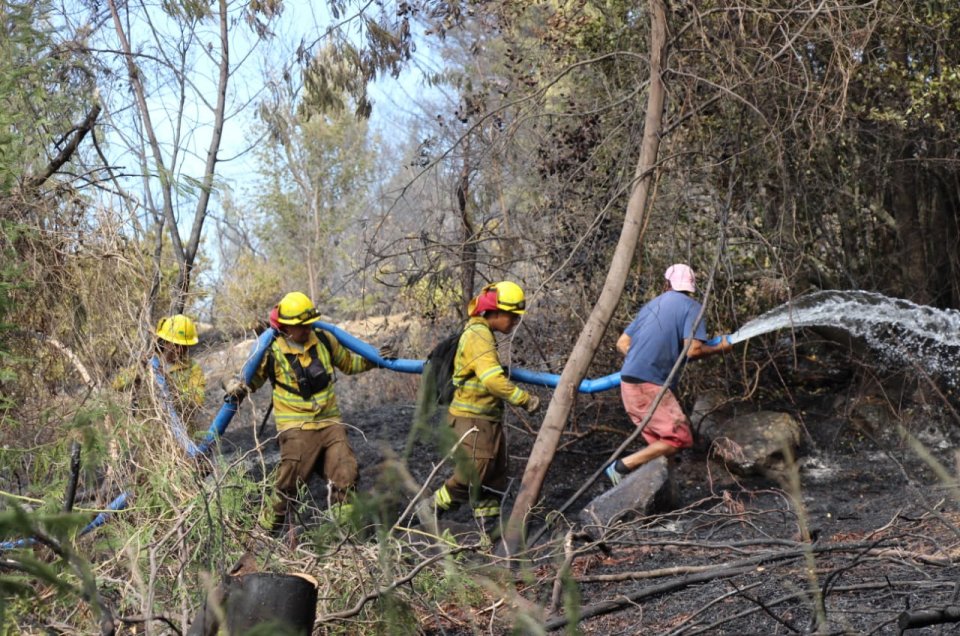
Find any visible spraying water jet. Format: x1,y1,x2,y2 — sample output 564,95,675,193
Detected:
717,290,960,385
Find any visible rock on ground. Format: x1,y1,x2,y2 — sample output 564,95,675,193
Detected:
579,457,675,536
701,410,802,478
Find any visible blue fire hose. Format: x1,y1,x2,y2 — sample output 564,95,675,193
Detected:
705,333,739,347
0,492,130,551
78,492,130,536
1,323,732,550
312,321,624,391
150,356,200,456
198,322,736,456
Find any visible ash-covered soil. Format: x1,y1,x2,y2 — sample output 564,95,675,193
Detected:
200,336,960,635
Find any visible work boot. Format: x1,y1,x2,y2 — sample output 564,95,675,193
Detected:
476,514,502,544
415,498,440,536
605,460,630,487
259,507,287,534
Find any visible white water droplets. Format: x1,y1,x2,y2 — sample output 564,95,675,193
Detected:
730,290,960,386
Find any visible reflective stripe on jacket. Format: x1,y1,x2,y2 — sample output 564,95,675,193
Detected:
448,317,528,421
250,329,372,431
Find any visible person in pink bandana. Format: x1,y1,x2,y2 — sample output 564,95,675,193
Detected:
605,264,733,486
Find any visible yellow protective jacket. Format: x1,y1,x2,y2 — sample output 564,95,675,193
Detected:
448,317,531,421
249,329,372,432
166,359,206,411
113,358,206,426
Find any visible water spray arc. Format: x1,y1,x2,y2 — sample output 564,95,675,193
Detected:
719,290,960,385
6,289,951,552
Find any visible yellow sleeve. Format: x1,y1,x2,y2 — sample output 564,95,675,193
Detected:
184,361,206,407
462,326,528,406
111,366,138,391
325,331,373,375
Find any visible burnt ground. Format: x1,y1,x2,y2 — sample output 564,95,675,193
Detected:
205,339,960,635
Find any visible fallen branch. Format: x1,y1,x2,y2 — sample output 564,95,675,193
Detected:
116,614,182,635
548,530,575,615
23,330,96,389
545,540,885,631
897,606,960,633
574,540,885,584
866,547,954,567
678,583,893,636
544,565,756,631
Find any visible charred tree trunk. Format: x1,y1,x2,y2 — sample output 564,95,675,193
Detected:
187,565,317,636
224,573,317,635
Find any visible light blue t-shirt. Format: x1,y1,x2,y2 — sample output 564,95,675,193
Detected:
620,290,708,388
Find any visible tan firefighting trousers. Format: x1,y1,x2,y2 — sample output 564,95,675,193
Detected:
442,415,508,511
273,424,358,518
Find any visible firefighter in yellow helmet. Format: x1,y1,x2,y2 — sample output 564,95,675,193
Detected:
429,281,541,533
113,314,206,433
224,291,396,534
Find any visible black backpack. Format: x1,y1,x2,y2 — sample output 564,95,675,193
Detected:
427,332,461,407
412,330,463,434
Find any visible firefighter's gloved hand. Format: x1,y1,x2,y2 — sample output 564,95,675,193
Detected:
378,344,398,360
223,378,249,403
524,394,541,414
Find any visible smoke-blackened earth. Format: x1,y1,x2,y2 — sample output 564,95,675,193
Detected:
202,327,960,635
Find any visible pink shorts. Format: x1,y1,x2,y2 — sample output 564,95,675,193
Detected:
620,382,693,449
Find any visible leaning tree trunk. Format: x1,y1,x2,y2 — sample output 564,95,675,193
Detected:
502,0,670,556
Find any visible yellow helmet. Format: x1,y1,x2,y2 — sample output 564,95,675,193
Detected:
469,281,527,316
155,314,199,346
491,281,526,314
276,291,321,325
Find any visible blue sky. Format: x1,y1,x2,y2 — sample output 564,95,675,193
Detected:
86,1,442,258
